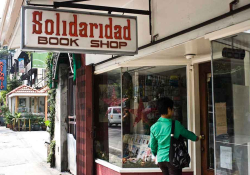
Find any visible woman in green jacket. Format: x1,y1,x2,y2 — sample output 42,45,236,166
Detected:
150,97,200,175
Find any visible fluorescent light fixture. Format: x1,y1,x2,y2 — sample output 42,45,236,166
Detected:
244,30,250,33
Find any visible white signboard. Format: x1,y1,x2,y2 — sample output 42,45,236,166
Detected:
21,6,138,55
220,146,232,170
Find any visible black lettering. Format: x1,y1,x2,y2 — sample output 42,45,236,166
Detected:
49,37,59,45
100,40,109,48
38,36,48,45
60,38,69,46
110,41,118,48
119,42,127,49
70,38,79,46
91,40,99,48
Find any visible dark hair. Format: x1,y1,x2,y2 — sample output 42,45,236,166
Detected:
157,97,174,115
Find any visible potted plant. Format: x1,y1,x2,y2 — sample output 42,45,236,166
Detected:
12,113,21,131
31,115,43,131
44,119,51,132
0,105,10,127
4,112,13,129
41,118,48,131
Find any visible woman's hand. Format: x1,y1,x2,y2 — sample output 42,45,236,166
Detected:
196,135,204,141
196,136,199,141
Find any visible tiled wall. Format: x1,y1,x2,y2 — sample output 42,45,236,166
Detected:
76,55,94,175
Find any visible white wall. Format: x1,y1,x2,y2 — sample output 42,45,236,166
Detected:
86,0,250,66
54,64,68,172
11,97,15,114
54,84,61,170
67,134,76,175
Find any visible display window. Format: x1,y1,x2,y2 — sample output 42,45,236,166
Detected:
212,32,250,174
94,66,189,168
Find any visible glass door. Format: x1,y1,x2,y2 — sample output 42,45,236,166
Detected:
199,62,214,175
212,31,250,175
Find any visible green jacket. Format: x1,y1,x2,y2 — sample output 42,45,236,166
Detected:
150,117,197,162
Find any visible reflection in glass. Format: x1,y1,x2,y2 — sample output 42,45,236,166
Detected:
94,66,189,168
212,32,250,174
121,66,188,168
94,69,122,167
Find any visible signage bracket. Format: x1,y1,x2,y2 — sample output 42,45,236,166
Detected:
27,0,152,35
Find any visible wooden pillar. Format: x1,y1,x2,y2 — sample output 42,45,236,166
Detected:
45,96,48,121
34,97,37,113
15,96,19,113
13,119,15,129
29,119,31,131
24,119,26,130
18,119,20,131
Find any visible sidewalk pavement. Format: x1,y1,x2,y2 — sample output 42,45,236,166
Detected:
0,126,71,175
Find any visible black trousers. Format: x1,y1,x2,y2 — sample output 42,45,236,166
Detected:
158,162,182,175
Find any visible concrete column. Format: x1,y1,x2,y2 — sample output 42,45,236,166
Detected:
54,64,68,172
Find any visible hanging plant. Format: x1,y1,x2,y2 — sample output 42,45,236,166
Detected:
47,140,56,167
46,52,56,167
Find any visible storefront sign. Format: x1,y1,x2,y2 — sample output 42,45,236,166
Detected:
32,52,48,68
21,6,138,55
19,58,25,73
0,60,7,90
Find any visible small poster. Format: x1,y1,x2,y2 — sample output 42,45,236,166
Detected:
131,145,140,155
215,103,227,136
220,146,232,170
143,135,150,145
19,58,25,73
137,145,148,160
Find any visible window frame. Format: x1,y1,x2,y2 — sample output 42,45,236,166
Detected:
94,64,195,172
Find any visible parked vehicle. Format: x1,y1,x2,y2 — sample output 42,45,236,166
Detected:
108,106,121,127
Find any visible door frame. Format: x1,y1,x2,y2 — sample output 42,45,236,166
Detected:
199,62,214,175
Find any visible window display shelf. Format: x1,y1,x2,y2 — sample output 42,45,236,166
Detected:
95,159,193,173
95,159,162,173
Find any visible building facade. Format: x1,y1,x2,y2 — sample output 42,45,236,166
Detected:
1,0,250,175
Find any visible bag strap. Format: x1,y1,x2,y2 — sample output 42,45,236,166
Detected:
171,120,175,137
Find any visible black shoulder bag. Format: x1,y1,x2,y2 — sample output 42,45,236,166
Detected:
169,120,190,169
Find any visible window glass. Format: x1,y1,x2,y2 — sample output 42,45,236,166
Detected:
121,66,188,168
113,108,121,114
108,108,112,114
94,66,188,168
212,32,250,174
94,68,122,167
